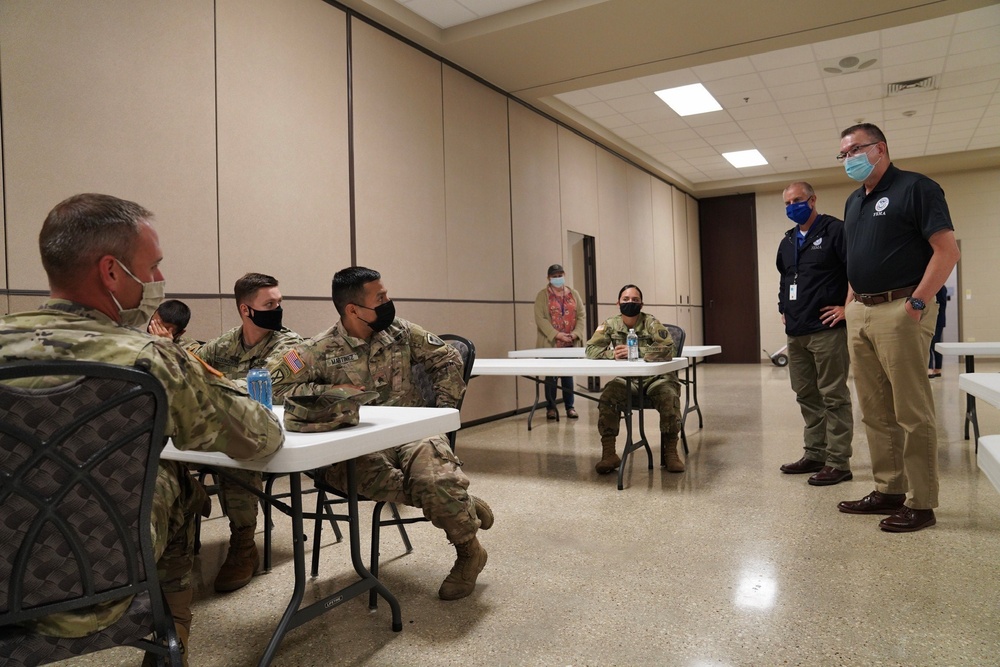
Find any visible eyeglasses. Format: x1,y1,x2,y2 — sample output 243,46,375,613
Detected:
836,142,879,162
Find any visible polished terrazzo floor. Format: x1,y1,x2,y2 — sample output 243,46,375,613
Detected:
57,361,1000,666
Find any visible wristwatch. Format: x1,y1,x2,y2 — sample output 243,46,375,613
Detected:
907,297,926,311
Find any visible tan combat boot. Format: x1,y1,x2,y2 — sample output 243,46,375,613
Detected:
214,525,258,592
595,436,620,474
143,589,192,667
438,536,488,601
471,496,494,530
663,434,685,473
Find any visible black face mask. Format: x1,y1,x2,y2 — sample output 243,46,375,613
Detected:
247,305,283,331
355,300,395,334
619,302,642,318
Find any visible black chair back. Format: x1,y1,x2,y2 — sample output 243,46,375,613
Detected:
410,334,476,450
0,360,179,666
664,324,686,357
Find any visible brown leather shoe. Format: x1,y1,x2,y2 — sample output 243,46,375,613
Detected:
879,507,936,532
780,456,825,474
808,466,853,486
837,490,906,515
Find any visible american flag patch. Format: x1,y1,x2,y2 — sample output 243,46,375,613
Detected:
283,349,305,374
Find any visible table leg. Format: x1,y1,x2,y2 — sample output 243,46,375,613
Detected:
617,378,653,491
259,472,307,666
527,376,540,431
963,356,980,449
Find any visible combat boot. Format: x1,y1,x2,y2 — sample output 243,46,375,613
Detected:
438,536,488,601
595,436,620,474
214,525,258,592
663,433,685,473
143,588,192,667
471,495,494,530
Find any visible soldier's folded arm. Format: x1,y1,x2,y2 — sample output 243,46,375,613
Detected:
585,324,614,359
643,319,676,362
142,341,284,461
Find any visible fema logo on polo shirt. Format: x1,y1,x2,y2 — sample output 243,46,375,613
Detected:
812,237,823,247
875,197,889,211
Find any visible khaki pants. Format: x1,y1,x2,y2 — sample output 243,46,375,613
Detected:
846,298,939,509
787,327,853,469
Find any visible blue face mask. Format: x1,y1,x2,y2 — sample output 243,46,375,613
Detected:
785,200,812,225
549,277,565,288
844,150,877,182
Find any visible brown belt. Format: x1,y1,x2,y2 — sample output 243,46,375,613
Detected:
853,286,917,306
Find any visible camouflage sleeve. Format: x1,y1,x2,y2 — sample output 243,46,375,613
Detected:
407,322,465,408
585,319,615,359
642,316,676,362
139,340,283,461
267,341,327,404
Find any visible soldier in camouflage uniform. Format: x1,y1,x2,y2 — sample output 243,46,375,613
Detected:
267,266,494,601
0,194,283,665
192,273,302,593
585,284,684,474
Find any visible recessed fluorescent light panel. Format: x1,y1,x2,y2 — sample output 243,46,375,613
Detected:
654,83,722,116
723,149,768,168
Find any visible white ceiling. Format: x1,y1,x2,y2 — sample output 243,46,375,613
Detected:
346,0,1000,196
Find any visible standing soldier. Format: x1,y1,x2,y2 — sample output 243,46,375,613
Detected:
268,266,494,601
193,273,302,592
776,181,854,486
585,284,684,474
0,193,283,664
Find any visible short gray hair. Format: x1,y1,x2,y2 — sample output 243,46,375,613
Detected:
783,182,815,199
39,193,153,288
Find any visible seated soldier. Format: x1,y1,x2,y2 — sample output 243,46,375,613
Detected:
585,284,684,474
192,273,302,593
148,298,200,350
0,193,283,665
268,266,494,601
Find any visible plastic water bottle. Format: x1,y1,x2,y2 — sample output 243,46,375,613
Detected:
626,328,639,361
246,368,273,410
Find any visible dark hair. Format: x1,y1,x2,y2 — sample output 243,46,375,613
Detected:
155,299,191,331
332,266,381,316
234,272,279,307
39,193,153,289
840,123,888,149
618,284,643,301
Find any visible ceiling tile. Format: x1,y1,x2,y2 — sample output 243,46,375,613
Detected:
606,93,664,113
727,101,781,120
640,117,693,134
652,128,702,143
703,131,752,146
624,106,676,124
596,113,633,129
613,124,648,139
694,121,743,137
555,90,601,106
684,111,738,127
880,15,954,47
769,79,827,101
704,73,767,96
588,79,651,101
575,100,619,118
949,26,1000,54
664,137,712,151
811,33,881,60
882,91,938,111
935,94,993,114
739,115,790,131
692,57,756,81
831,84,884,105
938,63,1000,87
944,47,1000,72
782,108,834,125
750,45,816,71
822,68,883,94
716,90,774,109
745,125,793,141
954,5,1000,32
402,0,477,28
933,107,985,125
677,147,720,159
635,69,699,92
776,93,832,114
880,59,946,84
759,63,822,88
937,81,999,101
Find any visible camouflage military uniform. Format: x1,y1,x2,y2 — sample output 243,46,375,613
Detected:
585,312,681,439
0,300,283,637
194,326,302,529
268,318,482,545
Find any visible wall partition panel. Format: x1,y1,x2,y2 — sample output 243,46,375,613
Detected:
626,167,655,300
352,19,446,297
672,187,691,304
216,0,350,298
0,1,217,293
651,180,677,307
595,149,630,303
509,102,562,304
557,127,600,241
442,66,513,302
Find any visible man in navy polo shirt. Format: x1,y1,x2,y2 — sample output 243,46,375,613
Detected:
835,123,960,533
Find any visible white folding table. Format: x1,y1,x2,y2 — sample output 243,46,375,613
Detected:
474,358,687,489
162,405,460,667
936,342,1000,444
958,373,1000,494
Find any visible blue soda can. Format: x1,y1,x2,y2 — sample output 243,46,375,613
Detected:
246,368,273,410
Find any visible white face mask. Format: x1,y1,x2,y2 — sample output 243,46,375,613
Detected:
109,259,165,329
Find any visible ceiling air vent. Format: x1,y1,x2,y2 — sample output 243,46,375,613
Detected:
886,76,936,96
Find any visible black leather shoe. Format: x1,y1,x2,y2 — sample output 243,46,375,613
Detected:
879,507,936,532
780,456,825,474
838,490,906,515
808,466,853,486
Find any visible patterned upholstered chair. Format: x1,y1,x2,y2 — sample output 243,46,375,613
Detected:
0,361,181,667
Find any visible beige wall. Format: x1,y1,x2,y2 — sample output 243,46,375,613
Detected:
1,0,712,422
756,168,1000,359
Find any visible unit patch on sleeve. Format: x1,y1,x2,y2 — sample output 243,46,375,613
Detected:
427,333,444,346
